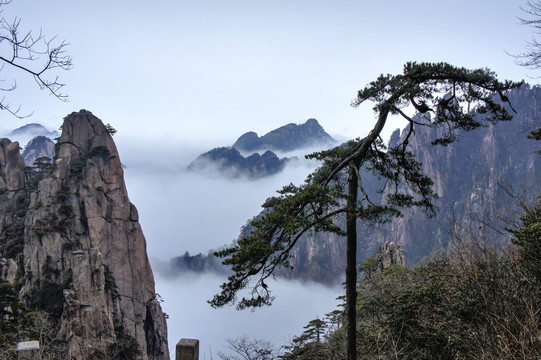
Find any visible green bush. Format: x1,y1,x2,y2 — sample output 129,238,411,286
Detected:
104,265,119,300
0,219,25,259
88,146,111,160
70,159,86,175
283,203,541,360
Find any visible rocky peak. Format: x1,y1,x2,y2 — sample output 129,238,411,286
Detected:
0,110,168,359
388,128,401,149
232,118,335,153
22,135,55,166
188,146,289,179
231,131,260,153
376,241,406,271
0,137,28,279
0,139,26,191
190,118,335,179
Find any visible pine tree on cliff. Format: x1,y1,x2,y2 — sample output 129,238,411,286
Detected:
210,62,522,360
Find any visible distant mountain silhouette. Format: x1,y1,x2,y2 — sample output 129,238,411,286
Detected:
189,118,335,179
7,123,58,141
232,118,335,152
21,135,55,166
188,147,289,179
2,123,59,160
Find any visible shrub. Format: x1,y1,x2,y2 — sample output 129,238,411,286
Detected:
284,210,541,360
105,123,117,136
70,159,86,175
104,265,119,300
1,219,25,259
88,146,111,160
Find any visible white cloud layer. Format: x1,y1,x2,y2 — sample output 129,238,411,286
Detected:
157,272,342,358
123,142,321,257
120,141,343,357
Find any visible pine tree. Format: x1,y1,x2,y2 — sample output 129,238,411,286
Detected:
210,62,522,360
301,318,327,344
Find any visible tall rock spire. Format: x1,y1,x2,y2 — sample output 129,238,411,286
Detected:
14,110,169,359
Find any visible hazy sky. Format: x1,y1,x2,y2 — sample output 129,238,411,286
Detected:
0,0,536,145
1,1,539,357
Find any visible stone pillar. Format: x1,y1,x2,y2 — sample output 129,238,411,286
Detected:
377,241,405,272
17,341,40,360
176,338,199,360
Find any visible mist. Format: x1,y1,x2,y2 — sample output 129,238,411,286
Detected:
120,139,326,257
118,138,343,357
157,273,341,358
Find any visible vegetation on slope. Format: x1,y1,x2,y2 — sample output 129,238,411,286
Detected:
280,196,541,360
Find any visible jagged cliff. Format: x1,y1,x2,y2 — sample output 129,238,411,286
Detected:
0,110,168,359
233,85,541,283
380,85,540,263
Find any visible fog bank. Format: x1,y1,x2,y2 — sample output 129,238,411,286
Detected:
157,272,342,358
117,140,344,357
121,141,320,258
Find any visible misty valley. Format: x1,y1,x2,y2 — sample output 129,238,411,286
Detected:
0,83,538,359
1,0,541,359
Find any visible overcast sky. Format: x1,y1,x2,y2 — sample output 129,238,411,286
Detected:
0,0,536,146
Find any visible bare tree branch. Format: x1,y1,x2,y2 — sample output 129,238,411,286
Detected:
0,2,72,118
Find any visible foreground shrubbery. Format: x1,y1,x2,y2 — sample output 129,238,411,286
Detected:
281,201,541,360
0,281,69,359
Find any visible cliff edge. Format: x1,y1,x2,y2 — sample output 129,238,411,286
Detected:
0,110,169,359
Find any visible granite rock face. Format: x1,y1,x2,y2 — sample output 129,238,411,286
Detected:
0,138,27,285
2,140,26,191
0,110,168,359
377,85,541,264
377,241,406,271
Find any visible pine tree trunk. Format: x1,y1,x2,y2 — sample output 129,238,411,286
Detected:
346,163,358,360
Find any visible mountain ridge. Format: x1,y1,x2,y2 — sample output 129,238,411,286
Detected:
7,123,59,139
232,118,335,153
188,147,290,179
189,118,335,179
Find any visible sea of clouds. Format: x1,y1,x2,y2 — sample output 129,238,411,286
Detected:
119,139,344,357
